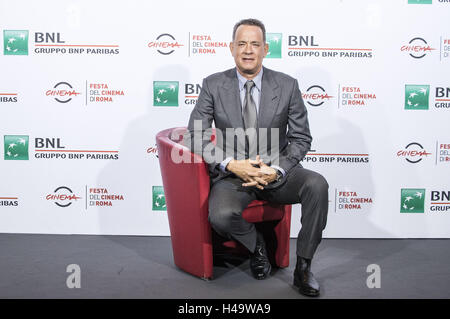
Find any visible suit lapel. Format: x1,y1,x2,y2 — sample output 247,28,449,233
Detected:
218,69,244,128
258,67,281,129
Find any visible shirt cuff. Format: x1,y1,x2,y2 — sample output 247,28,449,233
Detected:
220,157,234,173
270,165,286,177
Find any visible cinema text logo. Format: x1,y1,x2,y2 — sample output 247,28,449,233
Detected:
0,196,19,207
153,81,179,106
401,37,435,59
190,34,227,56
33,32,119,55
4,135,29,160
3,30,28,55
266,33,282,59
301,150,369,164
339,86,377,107
400,188,425,213
87,187,124,208
147,144,158,158
287,35,373,59
397,142,432,163
152,186,166,211
149,34,183,55
87,82,125,104
302,85,333,107
46,186,81,207
335,189,373,212
34,137,119,160
46,82,81,103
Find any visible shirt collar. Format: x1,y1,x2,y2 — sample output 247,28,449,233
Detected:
236,67,263,92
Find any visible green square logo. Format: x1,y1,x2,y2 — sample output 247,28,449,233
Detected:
3,30,28,55
400,188,425,213
266,33,282,59
4,135,29,160
408,0,432,4
152,186,166,211
405,85,429,110
153,81,179,106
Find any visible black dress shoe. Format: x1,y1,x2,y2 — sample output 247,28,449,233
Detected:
293,257,320,297
250,232,271,280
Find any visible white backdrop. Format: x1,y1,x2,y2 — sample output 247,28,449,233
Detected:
0,0,449,238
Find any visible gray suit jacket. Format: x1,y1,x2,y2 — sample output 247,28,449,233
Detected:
184,66,312,186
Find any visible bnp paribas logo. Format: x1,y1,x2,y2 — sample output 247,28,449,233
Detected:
3,30,28,55
405,85,429,110
400,188,425,213
152,186,166,211
153,81,179,106
408,0,432,4
4,135,29,160
266,33,282,59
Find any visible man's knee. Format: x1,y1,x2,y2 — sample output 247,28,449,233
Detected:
208,208,241,233
303,172,329,195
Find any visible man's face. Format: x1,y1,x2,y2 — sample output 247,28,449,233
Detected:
230,25,268,77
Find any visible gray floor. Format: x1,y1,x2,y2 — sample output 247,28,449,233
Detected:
0,234,449,299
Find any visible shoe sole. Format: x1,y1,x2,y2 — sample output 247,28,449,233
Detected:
252,264,271,280
293,276,320,297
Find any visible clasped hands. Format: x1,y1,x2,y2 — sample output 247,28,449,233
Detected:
226,155,278,190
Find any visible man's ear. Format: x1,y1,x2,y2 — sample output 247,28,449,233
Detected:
264,42,269,57
229,42,234,54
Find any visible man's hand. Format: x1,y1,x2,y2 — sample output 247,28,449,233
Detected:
227,155,278,190
226,157,267,190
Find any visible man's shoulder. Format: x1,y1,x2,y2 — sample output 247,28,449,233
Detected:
263,67,297,85
204,68,235,83
201,67,297,87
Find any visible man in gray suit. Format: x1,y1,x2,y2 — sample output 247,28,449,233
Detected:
184,18,328,297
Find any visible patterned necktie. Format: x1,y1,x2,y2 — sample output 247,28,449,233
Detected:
243,80,257,130
243,80,257,158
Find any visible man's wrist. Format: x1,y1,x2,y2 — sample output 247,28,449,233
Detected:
220,157,234,173
225,158,235,172
270,165,286,177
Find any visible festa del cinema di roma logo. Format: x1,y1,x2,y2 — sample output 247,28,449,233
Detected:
401,37,435,59
46,82,81,103
46,186,82,208
148,33,183,55
302,85,333,107
153,81,179,106
397,142,432,163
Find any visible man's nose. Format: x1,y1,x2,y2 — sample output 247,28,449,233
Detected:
243,44,253,54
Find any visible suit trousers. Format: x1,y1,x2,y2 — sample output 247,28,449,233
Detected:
208,166,329,259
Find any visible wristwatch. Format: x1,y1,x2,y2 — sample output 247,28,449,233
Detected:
275,169,283,182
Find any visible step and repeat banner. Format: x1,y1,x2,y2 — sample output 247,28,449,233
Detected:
0,0,449,238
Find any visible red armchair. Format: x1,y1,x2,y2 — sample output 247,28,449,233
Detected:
156,127,292,280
